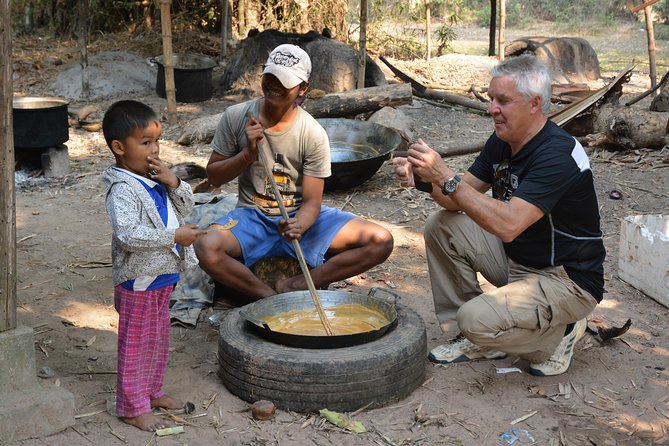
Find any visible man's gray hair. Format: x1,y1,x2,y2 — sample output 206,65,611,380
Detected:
491,55,552,114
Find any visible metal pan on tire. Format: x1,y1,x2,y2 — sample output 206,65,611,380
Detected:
239,287,399,349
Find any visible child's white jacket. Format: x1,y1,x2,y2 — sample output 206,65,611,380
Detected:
101,166,197,286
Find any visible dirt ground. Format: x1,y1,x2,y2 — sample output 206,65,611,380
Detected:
6,24,669,446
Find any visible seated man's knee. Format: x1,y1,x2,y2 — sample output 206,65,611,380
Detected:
372,226,394,259
194,236,219,269
456,298,497,341
424,210,459,244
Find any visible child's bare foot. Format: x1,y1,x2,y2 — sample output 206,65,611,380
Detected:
121,413,168,432
151,395,184,411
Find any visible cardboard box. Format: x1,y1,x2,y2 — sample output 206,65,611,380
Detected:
618,214,669,307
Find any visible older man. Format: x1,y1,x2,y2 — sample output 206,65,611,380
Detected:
393,55,605,376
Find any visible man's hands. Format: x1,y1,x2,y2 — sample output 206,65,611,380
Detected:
393,138,457,191
407,138,455,186
243,115,264,163
278,217,304,241
175,224,208,246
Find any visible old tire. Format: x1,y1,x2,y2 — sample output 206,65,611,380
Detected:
217,303,427,412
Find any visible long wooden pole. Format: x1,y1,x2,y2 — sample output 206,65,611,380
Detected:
488,0,497,56
425,0,431,61
1,0,17,332
644,5,657,95
158,0,177,125
78,0,89,98
246,115,334,336
357,0,367,89
498,0,505,61
220,0,229,60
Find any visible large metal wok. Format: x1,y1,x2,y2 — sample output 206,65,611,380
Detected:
318,118,401,191
239,287,400,349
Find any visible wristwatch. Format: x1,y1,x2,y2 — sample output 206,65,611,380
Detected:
441,175,461,196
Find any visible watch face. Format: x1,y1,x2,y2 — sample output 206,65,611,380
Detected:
442,176,460,195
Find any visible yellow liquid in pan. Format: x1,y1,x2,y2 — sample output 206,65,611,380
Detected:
262,303,390,336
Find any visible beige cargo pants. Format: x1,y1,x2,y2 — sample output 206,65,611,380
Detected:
424,210,598,362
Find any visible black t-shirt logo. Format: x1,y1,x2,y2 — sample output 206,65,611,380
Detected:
492,159,517,202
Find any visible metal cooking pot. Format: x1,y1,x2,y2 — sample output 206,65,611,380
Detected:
153,54,217,103
318,118,401,191
239,287,400,349
12,97,69,149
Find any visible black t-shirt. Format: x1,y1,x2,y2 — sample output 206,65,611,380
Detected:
469,121,605,301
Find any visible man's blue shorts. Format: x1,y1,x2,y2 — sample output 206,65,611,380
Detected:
211,205,357,268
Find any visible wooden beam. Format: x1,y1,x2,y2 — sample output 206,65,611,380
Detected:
1,0,17,332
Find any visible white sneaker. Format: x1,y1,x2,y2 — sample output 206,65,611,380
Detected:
529,318,588,376
428,335,507,364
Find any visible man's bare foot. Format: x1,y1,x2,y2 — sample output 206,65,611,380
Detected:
121,413,168,432
151,395,184,411
275,276,305,294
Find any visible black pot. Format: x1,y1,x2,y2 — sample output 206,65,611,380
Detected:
12,97,69,149
153,54,217,103
317,118,401,191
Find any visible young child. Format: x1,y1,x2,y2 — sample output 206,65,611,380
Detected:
101,100,206,431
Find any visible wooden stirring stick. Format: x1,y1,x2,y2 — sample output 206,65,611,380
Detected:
247,114,335,336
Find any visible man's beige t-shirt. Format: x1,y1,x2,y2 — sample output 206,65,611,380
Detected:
211,98,331,215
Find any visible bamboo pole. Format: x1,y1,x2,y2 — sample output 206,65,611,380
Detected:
488,0,496,56
1,0,17,332
425,0,431,61
220,0,229,60
79,0,89,98
498,0,505,61
357,0,367,89
158,0,177,125
643,5,657,95
245,114,334,336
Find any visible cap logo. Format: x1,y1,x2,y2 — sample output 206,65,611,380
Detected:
269,51,301,68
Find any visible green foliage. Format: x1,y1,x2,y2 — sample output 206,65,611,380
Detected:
655,23,669,41
10,0,347,40
435,14,458,56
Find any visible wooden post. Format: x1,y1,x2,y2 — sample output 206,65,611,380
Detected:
498,0,505,61
238,0,246,38
644,5,657,95
357,0,367,89
425,0,431,61
1,0,17,332
158,0,177,124
488,0,496,56
78,0,89,98
220,0,229,60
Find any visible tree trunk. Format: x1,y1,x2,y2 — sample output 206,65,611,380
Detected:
1,0,17,332
176,83,413,146
417,88,489,112
305,82,412,118
586,104,669,150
